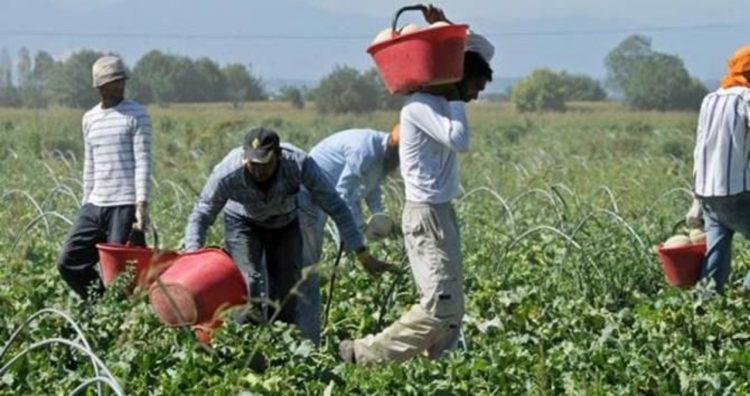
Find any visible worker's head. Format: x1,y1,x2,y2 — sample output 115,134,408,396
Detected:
243,127,282,183
455,50,493,102
722,46,750,89
92,56,128,102
383,124,400,174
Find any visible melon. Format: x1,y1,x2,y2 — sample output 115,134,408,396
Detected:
689,229,706,244
399,23,421,35
372,28,396,44
663,234,691,248
365,213,394,241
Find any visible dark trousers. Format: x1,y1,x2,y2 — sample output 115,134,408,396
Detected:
224,213,302,325
57,203,145,300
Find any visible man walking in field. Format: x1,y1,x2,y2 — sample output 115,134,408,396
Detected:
57,55,152,301
296,126,401,345
687,45,750,293
184,128,397,331
339,6,495,364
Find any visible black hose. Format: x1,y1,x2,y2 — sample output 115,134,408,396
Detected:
322,241,345,330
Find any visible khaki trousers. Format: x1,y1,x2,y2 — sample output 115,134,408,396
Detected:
354,201,463,365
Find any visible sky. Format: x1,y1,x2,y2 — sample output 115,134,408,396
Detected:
1,0,749,90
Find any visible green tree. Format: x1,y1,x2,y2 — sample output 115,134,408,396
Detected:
559,71,606,101
222,63,268,105
511,68,567,112
364,68,404,111
31,51,56,84
48,49,104,108
605,35,706,110
278,86,305,109
130,51,205,104
193,57,227,102
17,47,32,87
314,66,379,114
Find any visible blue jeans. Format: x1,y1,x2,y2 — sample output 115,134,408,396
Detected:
700,192,750,292
296,189,328,345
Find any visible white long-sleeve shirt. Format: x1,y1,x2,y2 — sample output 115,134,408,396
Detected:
399,92,469,204
693,86,750,197
82,99,152,206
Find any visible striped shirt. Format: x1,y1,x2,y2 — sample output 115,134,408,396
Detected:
184,145,365,252
400,92,469,204
693,86,750,197
82,99,152,206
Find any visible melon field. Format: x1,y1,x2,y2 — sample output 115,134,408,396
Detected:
2,102,750,395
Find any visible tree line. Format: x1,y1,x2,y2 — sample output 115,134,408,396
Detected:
0,35,711,113
0,48,267,108
511,34,709,112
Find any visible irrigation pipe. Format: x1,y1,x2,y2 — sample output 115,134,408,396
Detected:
458,186,516,233
69,376,124,396
1,189,50,237
0,338,124,396
7,211,73,264
571,209,648,253
0,308,103,395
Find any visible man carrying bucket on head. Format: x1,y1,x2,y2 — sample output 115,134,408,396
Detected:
296,126,401,345
687,45,750,293
184,128,398,331
339,5,494,365
57,55,152,301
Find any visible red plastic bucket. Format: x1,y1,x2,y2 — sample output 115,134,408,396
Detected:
96,237,179,289
656,243,707,288
149,248,247,327
367,6,468,94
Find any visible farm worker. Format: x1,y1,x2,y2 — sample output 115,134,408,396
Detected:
296,127,401,345
687,45,750,293
57,55,152,301
184,128,398,331
339,5,495,364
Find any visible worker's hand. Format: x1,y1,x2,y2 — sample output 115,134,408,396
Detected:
134,201,151,232
422,4,448,24
685,198,704,229
357,250,400,277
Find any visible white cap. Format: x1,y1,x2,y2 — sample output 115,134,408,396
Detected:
91,56,128,88
466,32,494,64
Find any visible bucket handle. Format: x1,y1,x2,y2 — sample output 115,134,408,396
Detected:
126,223,159,249
391,4,427,32
391,4,455,31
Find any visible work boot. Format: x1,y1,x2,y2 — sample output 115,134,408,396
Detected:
338,340,356,363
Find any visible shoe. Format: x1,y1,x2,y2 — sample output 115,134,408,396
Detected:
338,340,356,363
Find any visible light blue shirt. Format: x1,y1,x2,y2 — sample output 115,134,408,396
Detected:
309,129,389,228
399,93,469,204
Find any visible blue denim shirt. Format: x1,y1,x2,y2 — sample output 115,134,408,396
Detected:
184,145,365,252
309,129,389,228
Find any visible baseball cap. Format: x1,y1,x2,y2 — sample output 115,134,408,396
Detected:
92,56,128,88
243,128,281,164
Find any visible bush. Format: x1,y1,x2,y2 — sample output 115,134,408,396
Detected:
512,68,567,112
